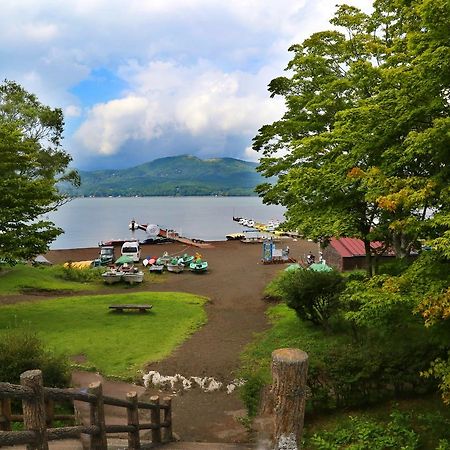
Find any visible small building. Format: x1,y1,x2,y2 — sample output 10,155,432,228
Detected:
323,238,394,272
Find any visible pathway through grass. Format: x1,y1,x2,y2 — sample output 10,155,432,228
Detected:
0,292,207,378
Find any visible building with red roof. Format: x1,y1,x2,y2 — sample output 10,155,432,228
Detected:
323,237,394,271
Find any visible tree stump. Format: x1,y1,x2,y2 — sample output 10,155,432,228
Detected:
268,348,309,450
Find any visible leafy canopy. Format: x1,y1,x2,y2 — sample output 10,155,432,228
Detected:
253,0,450,264
0,80,79,262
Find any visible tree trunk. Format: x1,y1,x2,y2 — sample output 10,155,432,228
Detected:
363,239,374,277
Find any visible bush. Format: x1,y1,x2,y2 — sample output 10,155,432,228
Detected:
277,269,345,326
305,409,450,449
58,266,103,283
0,329,70,387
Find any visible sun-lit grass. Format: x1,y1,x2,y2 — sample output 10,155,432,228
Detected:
0,292,207,378
0,264,101,294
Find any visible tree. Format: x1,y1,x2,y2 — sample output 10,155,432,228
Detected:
253,0,450,275
0,80,79,262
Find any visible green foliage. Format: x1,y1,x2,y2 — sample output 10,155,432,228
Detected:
276,269,345,326
0,80,79,263
306,409,450,450
0,329,70,387
0,292,207,378
60,155,266,197
59,266,103,282
253,0,450,271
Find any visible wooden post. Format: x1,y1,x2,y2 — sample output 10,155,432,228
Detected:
270,348,308,450
161,397,172,442
20,369,49,450
0,398,12,431
88,381,107,450
150,396,161,444
126,391,140,449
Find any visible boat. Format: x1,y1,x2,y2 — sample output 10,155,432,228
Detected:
225,233,245,241
121,267,145,284
189,258,208,273
167,257,184,273
157,251,172,266
101,267,124,284
149,263,164,273
180,253,195,265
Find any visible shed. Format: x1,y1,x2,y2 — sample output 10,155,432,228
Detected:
323,238,394,271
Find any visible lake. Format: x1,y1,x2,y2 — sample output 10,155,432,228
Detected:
46,197,286,249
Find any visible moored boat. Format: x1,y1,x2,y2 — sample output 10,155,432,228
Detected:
102,268,124,284
189,258,208,273
122,268,144,284
167,257,184,273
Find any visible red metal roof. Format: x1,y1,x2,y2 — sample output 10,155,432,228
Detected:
330,237,385,257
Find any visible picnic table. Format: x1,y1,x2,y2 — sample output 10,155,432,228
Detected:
108,304,153,313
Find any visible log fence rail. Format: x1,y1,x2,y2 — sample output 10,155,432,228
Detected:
0,369,172,449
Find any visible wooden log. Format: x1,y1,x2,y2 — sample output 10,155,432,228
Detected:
47,425,98,440
20,370,49,450
88,381,107,450
161,397,172,442
0,430,37,446
127,391,141,449
270,348,308,450
0,399,12,431
149,396,161,444
0,383,34,399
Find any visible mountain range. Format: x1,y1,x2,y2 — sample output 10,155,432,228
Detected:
62,155,267,197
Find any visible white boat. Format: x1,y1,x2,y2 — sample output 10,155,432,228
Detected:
102,268,124,284
149,263,164,273
122,269,144,284
167,257,184,273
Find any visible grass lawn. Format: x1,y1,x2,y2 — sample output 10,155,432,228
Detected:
0,292,207,378
0,264,166,295
0,264,101,294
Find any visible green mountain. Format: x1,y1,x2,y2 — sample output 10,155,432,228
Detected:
62,155,266,197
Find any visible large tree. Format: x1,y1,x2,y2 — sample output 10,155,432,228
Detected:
253,0,450,274
0,81,79,262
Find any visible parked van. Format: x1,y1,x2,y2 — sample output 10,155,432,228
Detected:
121,241,141,262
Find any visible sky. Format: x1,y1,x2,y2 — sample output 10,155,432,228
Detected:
1,0,372,170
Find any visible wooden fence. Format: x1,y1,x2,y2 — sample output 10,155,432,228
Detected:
0,369,172,449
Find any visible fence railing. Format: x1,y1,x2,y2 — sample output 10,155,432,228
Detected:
0,369,172,449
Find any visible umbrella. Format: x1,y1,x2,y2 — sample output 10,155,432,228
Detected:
115,255,134,265
309,262,333,272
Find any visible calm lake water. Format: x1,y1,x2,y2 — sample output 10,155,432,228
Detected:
46,197,286,249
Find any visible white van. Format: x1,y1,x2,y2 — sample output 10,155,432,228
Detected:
121,241,141,262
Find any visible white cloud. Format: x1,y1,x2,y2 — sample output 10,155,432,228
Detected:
75,61,285,156
0,0,374,165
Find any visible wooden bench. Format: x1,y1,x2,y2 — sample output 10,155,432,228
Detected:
109,304,153,313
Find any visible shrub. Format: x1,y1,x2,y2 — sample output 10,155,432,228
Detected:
305,409,450,449
0,329,70,387
277,269,345,326
58,266,103,283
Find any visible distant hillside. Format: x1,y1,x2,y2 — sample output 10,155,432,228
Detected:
61,155,267,197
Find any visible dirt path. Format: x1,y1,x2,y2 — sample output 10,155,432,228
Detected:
8,239,318,443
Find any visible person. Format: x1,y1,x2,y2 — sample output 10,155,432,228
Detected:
286,245,290,255
306,252,315,265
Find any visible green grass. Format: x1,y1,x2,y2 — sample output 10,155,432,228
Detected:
0,264,101,294
0,264,166,295
0,292,207,378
